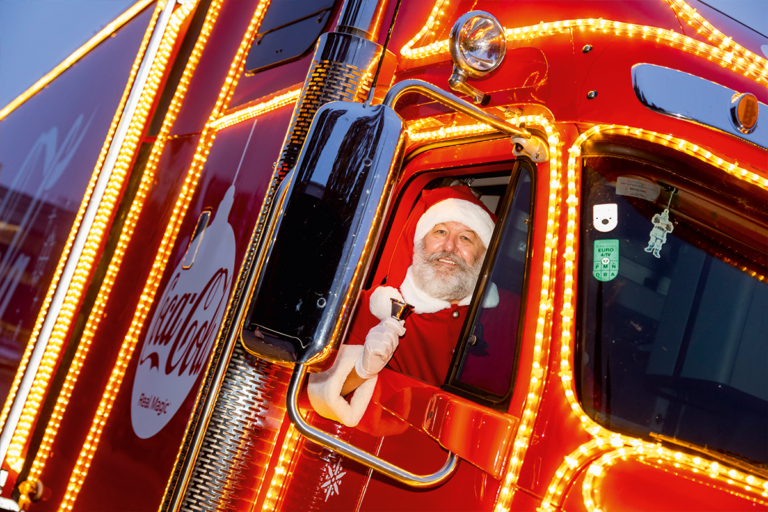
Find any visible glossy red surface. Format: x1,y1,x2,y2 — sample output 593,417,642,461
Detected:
423,392,516,479
565,459,766,511
28,133,203,511
10,0,768,510
0,5,154,424
280,370,503,512
170,0,264,136
74,106,295,511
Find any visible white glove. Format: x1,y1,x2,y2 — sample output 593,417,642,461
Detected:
354,317,406,379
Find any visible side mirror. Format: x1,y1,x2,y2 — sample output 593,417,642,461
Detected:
240,101,405,365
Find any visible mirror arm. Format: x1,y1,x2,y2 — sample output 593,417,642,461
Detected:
287,364,459,488
382,79,531,139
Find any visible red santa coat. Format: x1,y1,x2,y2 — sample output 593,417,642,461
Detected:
307,185,515,426
346,288,468,386
347,283,520,389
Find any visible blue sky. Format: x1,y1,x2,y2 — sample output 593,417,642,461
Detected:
1,0,767,110
0,0,134,108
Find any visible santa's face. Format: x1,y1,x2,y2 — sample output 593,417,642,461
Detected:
423,222,485,267
412,222,486,302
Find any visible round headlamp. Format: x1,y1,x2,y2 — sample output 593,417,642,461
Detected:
449,11,506,78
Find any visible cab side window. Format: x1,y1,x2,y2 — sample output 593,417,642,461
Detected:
446,161,534,406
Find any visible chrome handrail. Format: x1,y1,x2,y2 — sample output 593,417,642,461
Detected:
287,364,459,488
382,79,531,139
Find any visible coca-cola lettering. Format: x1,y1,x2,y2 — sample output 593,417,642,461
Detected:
165,268,227,376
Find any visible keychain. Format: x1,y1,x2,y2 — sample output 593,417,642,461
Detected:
645,189,676,258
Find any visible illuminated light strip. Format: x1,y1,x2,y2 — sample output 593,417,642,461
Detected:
58,1,274,509
581,448,768,512
210,88,301,131
400,17,767,85
0,0,165,460
665,0,768,78
2,1,194,476
399,0,451,58
538,123,768,511
0,0,156,122
24,0,214,487
261,424,301,511
415,116,564,511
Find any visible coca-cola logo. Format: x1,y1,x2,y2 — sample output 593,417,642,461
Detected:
132,187,236,438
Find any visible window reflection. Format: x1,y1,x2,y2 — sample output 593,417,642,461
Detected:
451,165,533,400
577,158,768,466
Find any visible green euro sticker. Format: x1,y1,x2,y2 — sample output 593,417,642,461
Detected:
593,239,619,282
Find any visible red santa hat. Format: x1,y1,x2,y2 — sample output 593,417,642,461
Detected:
384,185,497,290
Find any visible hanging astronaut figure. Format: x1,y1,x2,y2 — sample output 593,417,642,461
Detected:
645,208,674,258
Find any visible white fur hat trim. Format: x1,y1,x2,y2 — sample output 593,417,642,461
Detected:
414,198,495,248
307,344,376,427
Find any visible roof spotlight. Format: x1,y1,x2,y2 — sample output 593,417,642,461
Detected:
448,11,506,105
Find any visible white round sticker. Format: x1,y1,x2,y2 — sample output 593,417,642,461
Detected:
131,187,236,439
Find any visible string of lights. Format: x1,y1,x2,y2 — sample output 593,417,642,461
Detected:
22,0,202,490
260,424,302,511
210,88,301,131
4,1,194,479
0,0,156,122
58,1,275,509
399,1,767,85
0,0,165,469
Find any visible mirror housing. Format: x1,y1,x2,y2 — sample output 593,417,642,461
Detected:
241,101,405,365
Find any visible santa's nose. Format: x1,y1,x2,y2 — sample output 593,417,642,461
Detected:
442,235,458,253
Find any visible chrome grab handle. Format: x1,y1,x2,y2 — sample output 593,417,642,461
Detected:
287,364,459,488
383,79,531,139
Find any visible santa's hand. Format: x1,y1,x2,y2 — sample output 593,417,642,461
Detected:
354,318,406,379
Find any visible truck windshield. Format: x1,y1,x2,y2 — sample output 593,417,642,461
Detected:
576,155,768,467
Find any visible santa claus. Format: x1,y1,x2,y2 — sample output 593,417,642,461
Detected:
308,185,501,427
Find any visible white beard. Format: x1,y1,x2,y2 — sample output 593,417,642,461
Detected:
411,239,485,302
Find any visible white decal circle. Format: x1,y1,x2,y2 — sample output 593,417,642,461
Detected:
131,187,236,438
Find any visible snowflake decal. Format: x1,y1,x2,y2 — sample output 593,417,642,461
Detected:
320,459,346,501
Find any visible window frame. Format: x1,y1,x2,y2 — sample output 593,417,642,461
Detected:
362,155,537,410
443,158,537,409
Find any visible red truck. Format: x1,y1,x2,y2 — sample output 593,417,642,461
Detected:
0,0,765,510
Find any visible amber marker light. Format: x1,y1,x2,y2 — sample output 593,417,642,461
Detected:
60,1,274,509
537,124,768,512
0,0,156,122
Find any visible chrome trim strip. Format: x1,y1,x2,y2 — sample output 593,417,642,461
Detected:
287,364,459,488
632,63,767,150
383,79,530,138
0,0,179,466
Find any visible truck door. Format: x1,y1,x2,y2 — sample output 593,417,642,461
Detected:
271,140,543,511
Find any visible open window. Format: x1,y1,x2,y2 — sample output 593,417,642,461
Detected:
353,158,535,410
575,139,768,468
